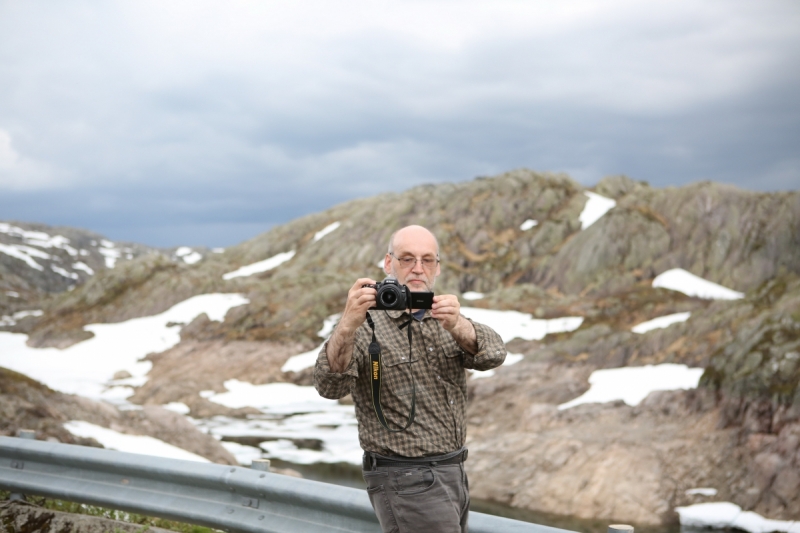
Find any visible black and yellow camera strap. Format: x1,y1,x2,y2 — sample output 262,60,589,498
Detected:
366,311,416,432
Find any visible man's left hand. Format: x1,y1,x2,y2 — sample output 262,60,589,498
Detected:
431,294,462,331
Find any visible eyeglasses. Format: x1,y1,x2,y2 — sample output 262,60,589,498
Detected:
390,252,439,269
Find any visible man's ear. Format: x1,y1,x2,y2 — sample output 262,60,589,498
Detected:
383,254,392,275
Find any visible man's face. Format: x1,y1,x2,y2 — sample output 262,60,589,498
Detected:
384,228,441,292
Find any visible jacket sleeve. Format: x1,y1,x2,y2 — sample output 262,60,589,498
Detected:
313,332,362,400
461,318,507,371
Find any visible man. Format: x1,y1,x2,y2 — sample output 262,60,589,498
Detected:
314,225,506,533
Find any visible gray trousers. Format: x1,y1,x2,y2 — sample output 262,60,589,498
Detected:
362,462,470,533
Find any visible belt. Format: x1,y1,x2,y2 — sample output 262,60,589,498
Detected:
363,448,468,470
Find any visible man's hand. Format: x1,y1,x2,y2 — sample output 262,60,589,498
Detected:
431,294,478,354
326,278,376,373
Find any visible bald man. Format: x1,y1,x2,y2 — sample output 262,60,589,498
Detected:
314,225,507,533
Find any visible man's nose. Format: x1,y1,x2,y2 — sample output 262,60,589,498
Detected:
411,259,425,273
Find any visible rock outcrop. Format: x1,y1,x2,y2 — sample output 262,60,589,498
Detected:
2,170,798,527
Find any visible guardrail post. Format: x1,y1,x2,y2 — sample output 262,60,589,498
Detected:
250,459,271,472
608,524,634,533
8,429,36,502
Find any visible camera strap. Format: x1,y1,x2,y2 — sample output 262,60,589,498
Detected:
366,311,417,432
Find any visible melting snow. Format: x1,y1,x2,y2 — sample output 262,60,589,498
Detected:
6,291,19,297
223,251,296,280
63,421,209,462
51,264,79,280
0,223,77,256
579,192,616,229
653,268,744,300
72,262,95,275
520,219,538,231
0,293,249,403
98,242,121,268
200,409,361,466
209,380,342,414
462,292,484,300
220,441,263,465
163,402,191,415
313,221,341,242
0,243,47,270
558,364,705,410
0,310,43,327
676,502,800,533
631,312,691,334
686,488,718,496
460,307,583,342
175,247,202,265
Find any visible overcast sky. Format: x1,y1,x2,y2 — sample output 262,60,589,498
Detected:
1,1,798,247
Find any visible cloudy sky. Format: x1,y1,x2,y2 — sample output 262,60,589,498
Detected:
1,1,798,247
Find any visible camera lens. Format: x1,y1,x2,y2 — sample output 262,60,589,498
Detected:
380,290,398,306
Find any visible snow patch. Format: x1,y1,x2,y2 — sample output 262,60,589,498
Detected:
0,243,46,270
520,219,538,231
98,244,121,268
579,192,616,229
653,268,744,300
0,223,77,255
223,251,296,280
313,221,341,242
72,261,95,275
686,488,718,496
220,441,264,465
209,380,340,414
460,307,583,342
632,312,691,334
281,314,340,373
201,408,361,466
64,421,208,462
0,309,43,327
281,345,323,373
676,502,800,533
558,364,704,410
176,247,202,264
51,264,79,280
462,291,484,300
0,293,248,402
163,402,191,415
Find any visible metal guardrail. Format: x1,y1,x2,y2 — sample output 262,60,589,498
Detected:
0,436,577,533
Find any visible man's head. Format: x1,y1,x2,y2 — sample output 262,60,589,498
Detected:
384,225,441,292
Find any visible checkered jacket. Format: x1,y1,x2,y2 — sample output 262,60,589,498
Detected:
314,309,506,457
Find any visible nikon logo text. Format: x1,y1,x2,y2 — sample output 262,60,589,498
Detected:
373,361,379,380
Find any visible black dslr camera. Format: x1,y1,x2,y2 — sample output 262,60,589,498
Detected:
365,278,434,310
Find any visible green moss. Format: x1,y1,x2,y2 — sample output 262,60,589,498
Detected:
0,491,215,533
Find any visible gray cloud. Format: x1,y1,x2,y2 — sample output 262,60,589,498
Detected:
0,0,798,247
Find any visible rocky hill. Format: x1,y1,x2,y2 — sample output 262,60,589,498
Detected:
1,170,798,528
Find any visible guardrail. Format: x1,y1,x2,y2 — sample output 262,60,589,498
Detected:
0,435,578,533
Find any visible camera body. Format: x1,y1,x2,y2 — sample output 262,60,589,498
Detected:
366,278,434,310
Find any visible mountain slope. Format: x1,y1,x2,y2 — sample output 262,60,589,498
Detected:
2,169,799,527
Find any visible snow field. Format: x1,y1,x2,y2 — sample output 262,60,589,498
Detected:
64,421,209,463
0,293,249,402
558,364,705,410
580,192,616,229
653,268,744,300
222,250,296,280
676,502,800,533
631,312,691,333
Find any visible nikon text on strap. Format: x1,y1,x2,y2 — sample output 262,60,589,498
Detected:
366,311,416,432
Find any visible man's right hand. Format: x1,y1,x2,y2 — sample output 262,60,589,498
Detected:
326,278,377,373
339,278,377,331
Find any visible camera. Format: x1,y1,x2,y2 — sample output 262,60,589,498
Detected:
365,278,434,310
